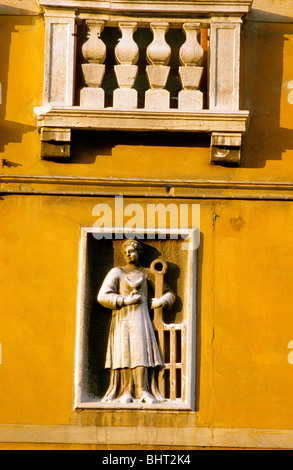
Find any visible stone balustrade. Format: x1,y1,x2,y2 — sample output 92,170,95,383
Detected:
35,0,253,164
80,20,205,112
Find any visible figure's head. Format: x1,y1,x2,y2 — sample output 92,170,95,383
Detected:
122,239,143,266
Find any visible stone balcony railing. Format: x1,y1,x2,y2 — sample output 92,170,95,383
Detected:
80,21,205,112
35,0,253,165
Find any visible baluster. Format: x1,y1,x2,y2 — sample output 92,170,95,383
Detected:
178,23,204,110
80,20,106,108
113,22,139,109
145,22,171,110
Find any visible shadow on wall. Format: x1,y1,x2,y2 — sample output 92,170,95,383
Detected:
0,10,38,157
70,130,210,165
241,10,293,168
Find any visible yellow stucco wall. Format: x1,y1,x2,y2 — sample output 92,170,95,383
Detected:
1,0,293,449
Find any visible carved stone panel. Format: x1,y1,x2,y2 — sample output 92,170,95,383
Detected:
74,228,197,410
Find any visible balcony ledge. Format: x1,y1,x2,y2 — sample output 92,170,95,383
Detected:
35,106,250,134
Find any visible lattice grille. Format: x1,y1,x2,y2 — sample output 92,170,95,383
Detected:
155,323,187,401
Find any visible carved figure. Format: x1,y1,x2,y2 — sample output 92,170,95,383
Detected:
97,239,175,404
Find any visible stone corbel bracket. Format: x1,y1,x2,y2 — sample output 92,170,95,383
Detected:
40,127,71,160
210,132,242,166
35,0,253,164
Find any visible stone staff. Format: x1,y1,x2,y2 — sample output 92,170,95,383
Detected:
150,258,168,392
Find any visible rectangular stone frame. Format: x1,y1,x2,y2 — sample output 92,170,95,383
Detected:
74,227,197,411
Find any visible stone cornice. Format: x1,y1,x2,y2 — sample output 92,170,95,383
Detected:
2,174,293,201
38,0,253,15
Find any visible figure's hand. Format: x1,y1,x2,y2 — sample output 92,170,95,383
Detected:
124,292,142,306
151,297,165,309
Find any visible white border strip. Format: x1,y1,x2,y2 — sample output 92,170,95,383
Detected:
0,425,292,449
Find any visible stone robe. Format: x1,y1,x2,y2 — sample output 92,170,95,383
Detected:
98,266,175,370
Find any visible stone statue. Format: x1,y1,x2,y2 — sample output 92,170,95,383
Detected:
97,239,175,404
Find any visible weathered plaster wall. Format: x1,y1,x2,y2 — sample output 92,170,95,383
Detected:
1,0,293,449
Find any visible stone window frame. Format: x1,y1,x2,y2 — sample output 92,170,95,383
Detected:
74,227,197,410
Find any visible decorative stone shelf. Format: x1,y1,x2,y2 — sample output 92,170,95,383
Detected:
36,107,249,133
35,0,253,165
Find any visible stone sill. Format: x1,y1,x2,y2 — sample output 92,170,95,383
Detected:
35,107,250,134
